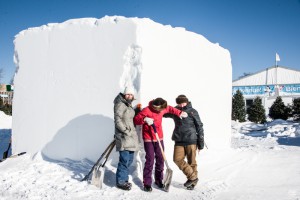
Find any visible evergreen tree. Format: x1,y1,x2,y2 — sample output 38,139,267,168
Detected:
1,103,12,116
232,90,246,122
247,97,266,124
269,96,289,120
292,98,300,121
0,97,12,116
0,96,3,108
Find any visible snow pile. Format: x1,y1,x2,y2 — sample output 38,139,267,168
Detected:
13,16,232,161
0,111,12,159
0,111,12,129
232,120,300,150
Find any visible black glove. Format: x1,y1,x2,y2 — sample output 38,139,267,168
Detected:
197,136,204,150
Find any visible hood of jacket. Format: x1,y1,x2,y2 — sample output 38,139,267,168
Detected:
114,93,132,107
148,99,167,113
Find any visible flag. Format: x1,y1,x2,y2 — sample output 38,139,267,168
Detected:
276,53,280,62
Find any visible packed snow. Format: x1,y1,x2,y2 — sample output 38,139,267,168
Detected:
0,111,12,157
0,111,12,129
1,111,300,199
12,16,231,161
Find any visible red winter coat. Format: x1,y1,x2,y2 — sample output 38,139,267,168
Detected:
134,100,182,142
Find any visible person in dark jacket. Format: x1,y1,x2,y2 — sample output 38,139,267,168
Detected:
114,86,139,190
164,95,204,190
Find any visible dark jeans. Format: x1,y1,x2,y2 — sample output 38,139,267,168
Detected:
116,150,134,184
143,141,164,186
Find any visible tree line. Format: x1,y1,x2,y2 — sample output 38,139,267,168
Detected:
0,97,12,116
232,90,300,123
0,69,13,116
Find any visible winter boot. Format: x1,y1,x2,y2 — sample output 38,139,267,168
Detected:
186,184,195,190
125,181,132,187
117,182,132,190
184,178,198,188
154,180,164,189
144,185,152,192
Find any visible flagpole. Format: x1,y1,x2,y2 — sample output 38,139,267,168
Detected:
275,53,280,96
275,53,280,67
275,53,277,85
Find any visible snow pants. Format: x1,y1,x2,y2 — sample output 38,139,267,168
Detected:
143,141,164,186
173,144,198,180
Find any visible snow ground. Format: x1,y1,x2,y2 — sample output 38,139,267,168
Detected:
0,111,12,157
1,113,300,200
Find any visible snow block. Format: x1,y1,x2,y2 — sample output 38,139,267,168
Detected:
13,16,232,161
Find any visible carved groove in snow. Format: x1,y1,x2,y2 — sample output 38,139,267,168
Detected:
120,44,143,93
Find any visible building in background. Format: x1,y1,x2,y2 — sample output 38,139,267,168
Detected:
0,84,14,105
232,66,300,115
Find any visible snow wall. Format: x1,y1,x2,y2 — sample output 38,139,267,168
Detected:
12,16,232,161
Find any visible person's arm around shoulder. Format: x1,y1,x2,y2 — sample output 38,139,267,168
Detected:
165,105,187,118
163,112,175,118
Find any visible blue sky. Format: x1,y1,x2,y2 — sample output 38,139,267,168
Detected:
0,0,299,84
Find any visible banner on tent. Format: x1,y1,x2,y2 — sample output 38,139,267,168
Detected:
280,84,300,95
233,84,300,97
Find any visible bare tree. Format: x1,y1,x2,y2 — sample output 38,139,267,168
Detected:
0,68,3,83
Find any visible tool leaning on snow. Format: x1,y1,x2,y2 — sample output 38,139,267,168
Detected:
151,124,173,192
0,152,27,162
2,140,11,160
1,139,27,163
81,139,116,188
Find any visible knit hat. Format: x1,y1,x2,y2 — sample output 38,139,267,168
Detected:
152,97,167,111
123,86,135,96
176,95,189,104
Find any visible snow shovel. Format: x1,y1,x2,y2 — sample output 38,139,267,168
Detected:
81,139,116,188
0,152,26,162
2,140,11,159
91,140,115,188
151,124,173,192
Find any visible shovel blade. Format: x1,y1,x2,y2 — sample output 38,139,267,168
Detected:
91,166,105,189
162,168,173,192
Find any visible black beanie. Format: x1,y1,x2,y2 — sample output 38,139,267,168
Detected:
176,95,189,104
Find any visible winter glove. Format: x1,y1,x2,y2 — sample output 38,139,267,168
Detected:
144,117,154,125
180,111,188,119
197,135,204,150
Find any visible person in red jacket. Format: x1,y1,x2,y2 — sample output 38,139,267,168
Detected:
134,97,187,192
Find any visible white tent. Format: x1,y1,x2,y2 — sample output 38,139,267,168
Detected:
233,65,300,114
233,66,300,86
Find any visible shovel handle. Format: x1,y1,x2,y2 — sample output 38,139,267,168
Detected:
151,125,164,156
151,124,170,169
81,139,115,181
101,141,116,167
